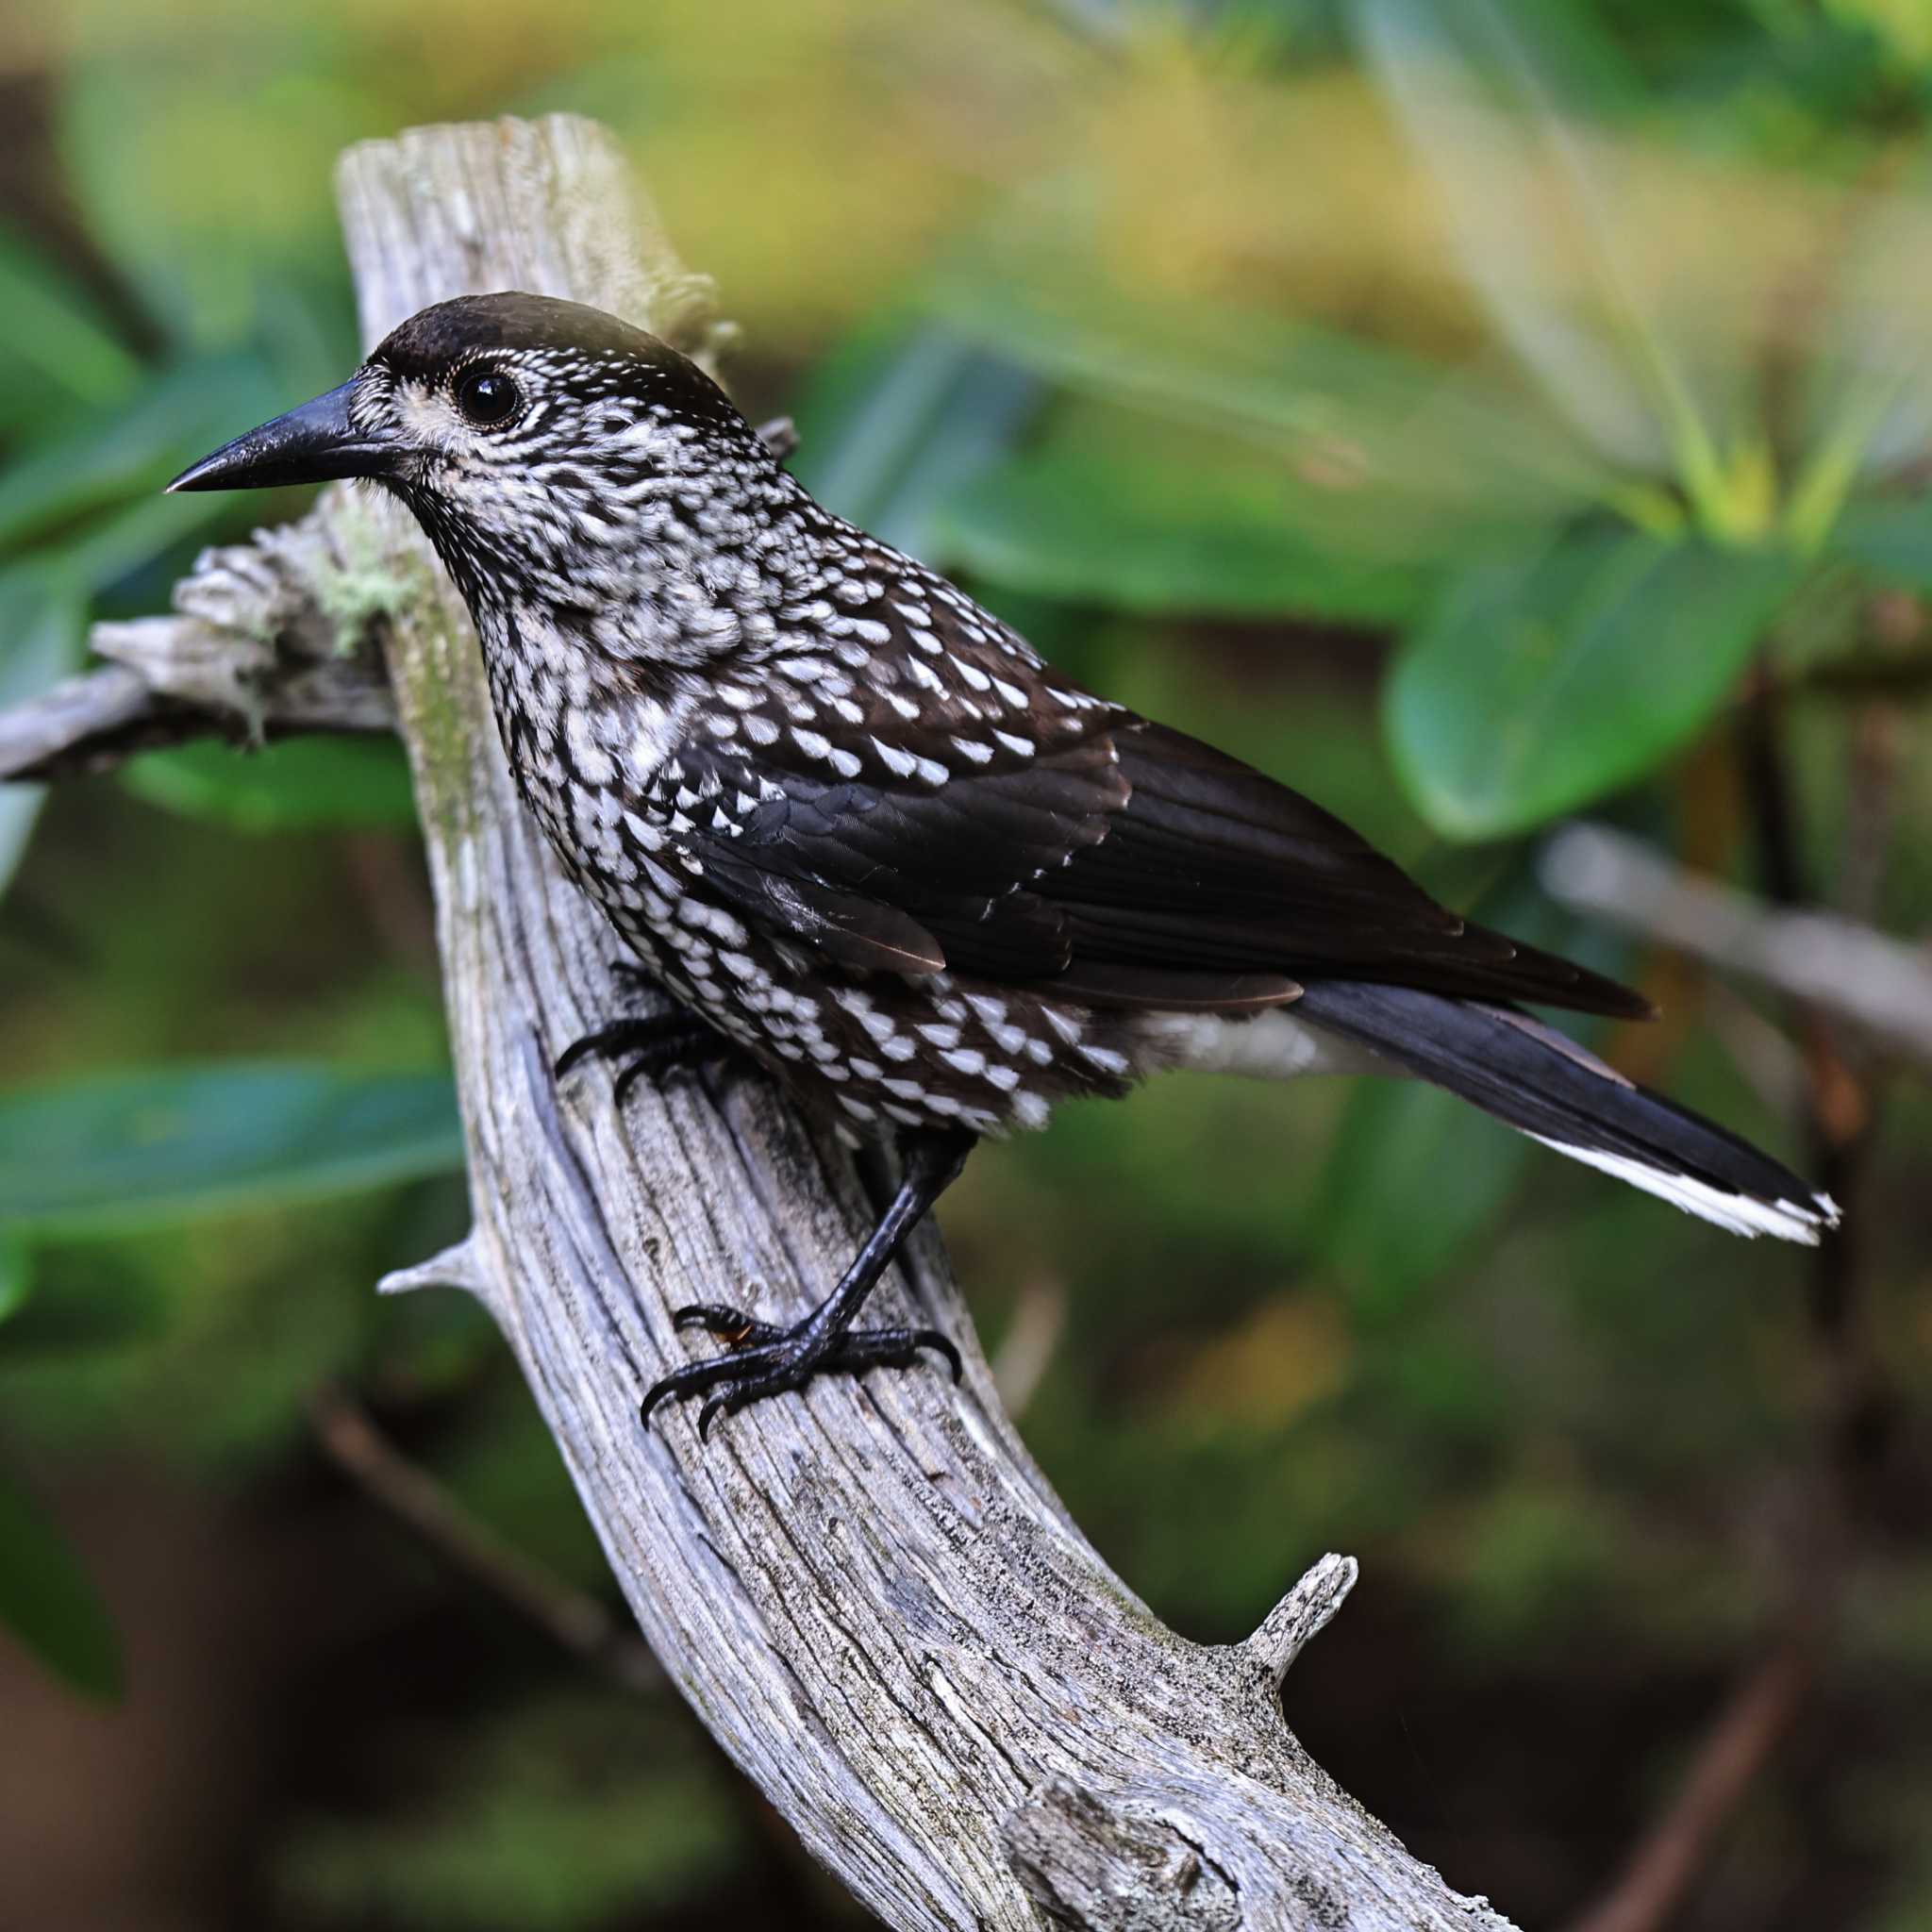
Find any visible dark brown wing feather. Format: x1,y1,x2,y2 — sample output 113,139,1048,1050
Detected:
675,731,1118,983
667,536,1651,1021
1038,722,1652,1018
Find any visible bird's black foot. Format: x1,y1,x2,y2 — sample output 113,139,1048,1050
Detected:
553,1006,741,1104
641,1302,962,1439
641,1125,974,1439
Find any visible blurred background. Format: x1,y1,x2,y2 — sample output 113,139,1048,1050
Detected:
1,1,1929,1926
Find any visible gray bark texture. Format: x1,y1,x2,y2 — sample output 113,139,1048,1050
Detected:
17,114,1521,1932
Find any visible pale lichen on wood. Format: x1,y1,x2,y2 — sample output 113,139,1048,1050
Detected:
1,112,1518,1932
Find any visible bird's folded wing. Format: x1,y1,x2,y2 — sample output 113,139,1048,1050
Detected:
655,552,1648,1017
1045,723,1653,1017
665,712,1124,983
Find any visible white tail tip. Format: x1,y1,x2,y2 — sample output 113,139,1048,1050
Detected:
1528,1137,1840,1244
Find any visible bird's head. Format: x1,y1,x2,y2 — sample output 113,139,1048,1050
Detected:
170,291,777,622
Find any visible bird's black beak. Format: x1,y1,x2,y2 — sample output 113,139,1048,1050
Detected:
166,378,391,493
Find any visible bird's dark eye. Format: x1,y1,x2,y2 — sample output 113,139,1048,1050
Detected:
456,369,521,428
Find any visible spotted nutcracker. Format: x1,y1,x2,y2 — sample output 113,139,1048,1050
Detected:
171,293,1839,1433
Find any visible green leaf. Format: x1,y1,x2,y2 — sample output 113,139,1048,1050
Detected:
0,1460,123,1700
1797,160,1932,518
930,263,1607,547
938,421,1431,625
121,735,419,833
0,226,140,424
1354,0,1724,491
0,566,88,901
0,1063,462,1239
0,353,286,558
1831,497,1932,591
58,36,369,353
1386,526,1798,839
789,316,1038,558
58,490,251,599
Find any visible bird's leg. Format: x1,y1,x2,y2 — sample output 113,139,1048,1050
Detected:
641,1126,974,1437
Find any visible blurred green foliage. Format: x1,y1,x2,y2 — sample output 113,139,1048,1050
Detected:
1,1,1929,1927
275,1695,747,1931
0,1063,460,1237
0,1457,122,1702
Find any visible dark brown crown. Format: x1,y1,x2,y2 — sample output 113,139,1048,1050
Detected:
370,292,743,430
373,291,666,370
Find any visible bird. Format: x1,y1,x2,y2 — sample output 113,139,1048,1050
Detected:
170,291,1840,1434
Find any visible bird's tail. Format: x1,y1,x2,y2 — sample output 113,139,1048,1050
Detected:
1295,981,1839,1244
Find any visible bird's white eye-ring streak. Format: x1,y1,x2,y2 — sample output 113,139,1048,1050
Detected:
455,367,522,428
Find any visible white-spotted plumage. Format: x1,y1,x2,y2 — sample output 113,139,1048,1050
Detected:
325,291,1838,1247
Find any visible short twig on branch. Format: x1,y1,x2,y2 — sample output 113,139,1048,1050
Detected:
1562,1633,1819,1932
0,663,164,782
308,1383,662,1695
0,510,397,785
1540,822,1932,1066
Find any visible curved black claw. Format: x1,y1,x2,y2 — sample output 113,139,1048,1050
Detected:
553,1008,743,1098
554,1017,663,1081
641,1304,962,1439
671,1302,785,1346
